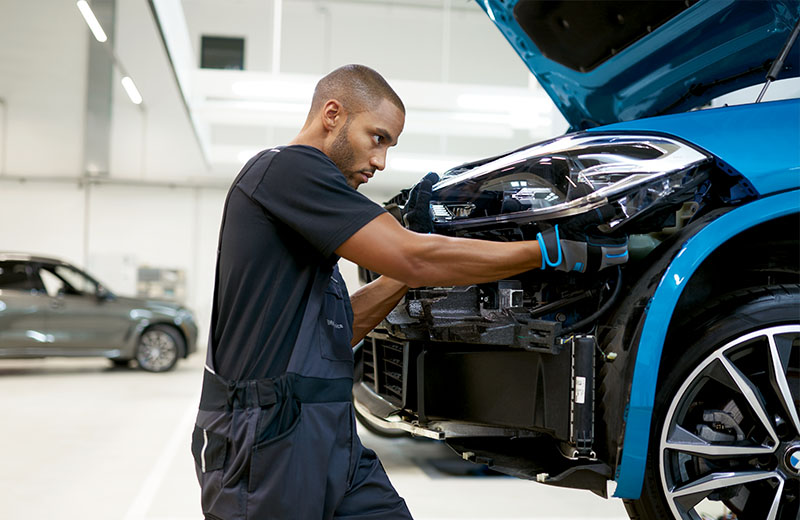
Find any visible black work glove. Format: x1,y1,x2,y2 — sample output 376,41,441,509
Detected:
402,172,439,233
536,207,628,272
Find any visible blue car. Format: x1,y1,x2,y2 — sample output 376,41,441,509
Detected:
354,1,800,519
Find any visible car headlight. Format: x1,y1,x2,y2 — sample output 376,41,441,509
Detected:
430,133,712,228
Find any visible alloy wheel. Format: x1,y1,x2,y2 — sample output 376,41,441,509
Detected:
659,325,800,519
137,328,179,372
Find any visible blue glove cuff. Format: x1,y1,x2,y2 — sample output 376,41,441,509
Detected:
537,224,563,269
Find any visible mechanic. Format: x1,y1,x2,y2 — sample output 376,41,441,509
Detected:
191,64,628,520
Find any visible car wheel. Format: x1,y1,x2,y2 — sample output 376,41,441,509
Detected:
136,324,183,373
626,285,800,520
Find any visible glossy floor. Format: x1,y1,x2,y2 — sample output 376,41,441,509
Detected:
0,351,629,520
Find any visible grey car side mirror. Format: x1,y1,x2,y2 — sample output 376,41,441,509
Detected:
96,285,112,301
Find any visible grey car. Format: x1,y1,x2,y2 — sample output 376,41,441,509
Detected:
0,253,198,372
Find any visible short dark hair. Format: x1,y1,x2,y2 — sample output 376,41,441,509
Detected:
307,64,405,118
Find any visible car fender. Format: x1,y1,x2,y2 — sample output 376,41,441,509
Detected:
613,189,800,498
123,318,152,355
124,317,194,357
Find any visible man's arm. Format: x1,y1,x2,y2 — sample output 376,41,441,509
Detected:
349,275,408,346
335,212,543,288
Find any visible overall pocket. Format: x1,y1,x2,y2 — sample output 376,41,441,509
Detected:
246,400,304,517
318,276,354,362
191,424,228,473
191,425,235,517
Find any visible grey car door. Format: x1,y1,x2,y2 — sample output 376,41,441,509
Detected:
0,260,49,353
38,263,130,352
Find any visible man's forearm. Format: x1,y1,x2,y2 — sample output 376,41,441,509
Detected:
405,234,542,288
349,275,408,346
336,213,545,289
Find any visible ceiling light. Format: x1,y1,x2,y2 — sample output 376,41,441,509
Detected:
76,1,108,43
121,76,143,105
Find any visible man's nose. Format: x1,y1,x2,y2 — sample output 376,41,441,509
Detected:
370,150,387,171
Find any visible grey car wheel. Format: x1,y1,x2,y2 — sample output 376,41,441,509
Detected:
136,324,183,373
659,324,800,519
627,285,800,520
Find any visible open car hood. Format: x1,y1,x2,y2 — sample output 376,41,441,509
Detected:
475,0,800,129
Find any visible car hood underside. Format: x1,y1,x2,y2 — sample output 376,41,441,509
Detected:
475,0,800,129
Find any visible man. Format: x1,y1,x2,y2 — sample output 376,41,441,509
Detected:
191,64,626,520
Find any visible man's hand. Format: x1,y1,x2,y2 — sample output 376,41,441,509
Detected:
536,208,628,272
402,172,439,233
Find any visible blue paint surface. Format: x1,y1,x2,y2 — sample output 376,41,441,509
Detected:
475,0,800,129
593,99,800,196
472,0,800,499
791,451,800,470
613,190,800,498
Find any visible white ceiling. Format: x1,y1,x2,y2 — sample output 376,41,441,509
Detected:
1,0,567,201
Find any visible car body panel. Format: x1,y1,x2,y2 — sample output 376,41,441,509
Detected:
0,254,198,360
45,294,133,350
0,290,48,350
351,2,800,510
612,189,800,498
592,99,800,196
475,0,800,129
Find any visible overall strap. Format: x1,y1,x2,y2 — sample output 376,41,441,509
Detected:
205,147,284,374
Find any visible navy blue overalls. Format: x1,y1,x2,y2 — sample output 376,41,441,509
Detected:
191,148,413,520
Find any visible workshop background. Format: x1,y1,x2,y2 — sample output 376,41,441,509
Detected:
1,1,774,519
0,0,571,330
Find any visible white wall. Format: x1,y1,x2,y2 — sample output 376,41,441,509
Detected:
0,0,218,338
176,0,569,206
86,183,224,342
0,182,87,263
0,0,88,177
183,0,274,72
111,0,208,180
183,0,529,86
0,0,567,342
0,181,225,343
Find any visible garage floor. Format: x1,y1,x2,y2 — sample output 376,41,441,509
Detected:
0,351,630,520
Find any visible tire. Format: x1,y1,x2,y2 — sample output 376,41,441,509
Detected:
625,285,800,520
136,324,183,373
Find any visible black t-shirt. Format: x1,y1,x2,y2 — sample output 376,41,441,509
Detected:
211,145,385,381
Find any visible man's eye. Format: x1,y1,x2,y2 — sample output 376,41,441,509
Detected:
373,135,383,145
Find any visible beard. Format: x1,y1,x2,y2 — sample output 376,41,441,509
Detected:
328,119,355,173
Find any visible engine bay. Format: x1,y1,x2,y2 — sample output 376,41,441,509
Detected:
355,132,764,489
365,133,757,347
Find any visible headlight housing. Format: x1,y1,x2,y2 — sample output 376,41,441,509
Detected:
430,133,711,229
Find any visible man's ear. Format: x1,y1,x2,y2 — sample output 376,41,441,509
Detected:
321,99,345,132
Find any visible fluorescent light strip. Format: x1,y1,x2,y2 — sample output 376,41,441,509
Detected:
121,76,143,105
76,1,108,43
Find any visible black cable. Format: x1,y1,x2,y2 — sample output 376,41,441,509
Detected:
560,266,623,335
